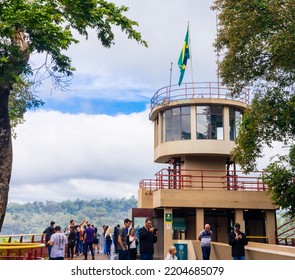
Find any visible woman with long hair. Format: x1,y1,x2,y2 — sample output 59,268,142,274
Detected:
127,227,138,260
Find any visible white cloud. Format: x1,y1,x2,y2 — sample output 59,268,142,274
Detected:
10,110,286,204
257,141,289,170
30,0,218,103
8,1,226,203
10,110,160,203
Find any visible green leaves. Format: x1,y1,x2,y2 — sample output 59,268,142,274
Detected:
212,1,295,216
0,0,148,129
3,197,138,235
0,0,148,87
8,79,44,136
212,0,295,91
231,87,295,172
262,147,295,218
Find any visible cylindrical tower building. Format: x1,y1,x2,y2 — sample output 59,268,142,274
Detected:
133,82,277,260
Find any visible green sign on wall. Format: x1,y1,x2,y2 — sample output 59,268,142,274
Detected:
165,213,172,223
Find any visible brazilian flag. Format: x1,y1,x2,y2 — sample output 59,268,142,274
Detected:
178,27,190,86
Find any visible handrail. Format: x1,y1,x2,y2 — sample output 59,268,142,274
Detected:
139,168,266,192
0,242,45,250
0,233,44,239
276,219,295,246
150,82,249,113
246,236,268,240
0,233,47,259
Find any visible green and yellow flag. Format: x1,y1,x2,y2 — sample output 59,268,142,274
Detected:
178,27,190,86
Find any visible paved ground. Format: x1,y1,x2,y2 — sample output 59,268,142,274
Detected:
65,252,111,261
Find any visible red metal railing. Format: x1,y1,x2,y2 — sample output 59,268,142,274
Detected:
139,168,267,193
276,220,295,246
150,82,249,113
0,233,46,260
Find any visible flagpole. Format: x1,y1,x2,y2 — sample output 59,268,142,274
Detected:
187,21,195,97
169,62,173,102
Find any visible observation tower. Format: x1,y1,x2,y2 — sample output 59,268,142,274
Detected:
132,82,277,259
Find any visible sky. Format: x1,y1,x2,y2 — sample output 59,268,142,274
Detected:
8,0,283,204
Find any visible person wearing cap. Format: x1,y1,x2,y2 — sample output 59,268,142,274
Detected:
228,223,248,260
117,218,132,260
43,221,55,259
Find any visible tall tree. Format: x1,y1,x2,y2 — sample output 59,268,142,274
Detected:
212,0,295,217
0,0,147,231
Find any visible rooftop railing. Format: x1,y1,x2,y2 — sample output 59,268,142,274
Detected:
150,82,249,113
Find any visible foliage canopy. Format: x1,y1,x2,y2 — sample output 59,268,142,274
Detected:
212,0,295,217
2,197,137,235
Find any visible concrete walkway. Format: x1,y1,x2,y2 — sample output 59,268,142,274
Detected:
65,252,111,261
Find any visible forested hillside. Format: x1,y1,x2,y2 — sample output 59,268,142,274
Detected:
1,197,137,235
2,197,292,237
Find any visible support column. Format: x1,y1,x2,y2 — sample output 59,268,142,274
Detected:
157,113,163,147
191,105,196,139
196,208,204,238
164,208,173,255
223,107,230,141
235,209,244,228
265,210,276,244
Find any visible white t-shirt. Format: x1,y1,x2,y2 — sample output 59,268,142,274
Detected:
50,232,68,258
165,253,178,260
128,236,137,249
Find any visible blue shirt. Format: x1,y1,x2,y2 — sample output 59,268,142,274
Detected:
84,226,95,242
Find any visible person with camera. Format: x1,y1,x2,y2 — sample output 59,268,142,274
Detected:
138,217,158,260
228,223,248,260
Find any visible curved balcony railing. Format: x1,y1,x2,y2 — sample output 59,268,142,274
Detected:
150,82,249,113
0,233,46,260
139,168,267,193
276,220,295,246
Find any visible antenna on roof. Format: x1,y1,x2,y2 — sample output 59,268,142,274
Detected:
216,13,221,98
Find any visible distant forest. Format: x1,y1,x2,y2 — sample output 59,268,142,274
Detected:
1,197,292,237
1,197,137,235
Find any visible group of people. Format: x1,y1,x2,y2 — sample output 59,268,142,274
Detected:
42,217,158,260
43,219,102,260
198,222,248,260
43,218,248,260
116,217,158,260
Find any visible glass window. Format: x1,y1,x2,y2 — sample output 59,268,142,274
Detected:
229,108,242,141
162,106,191,142
196,105,224,140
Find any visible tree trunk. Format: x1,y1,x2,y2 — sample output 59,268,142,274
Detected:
0,86,12,232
